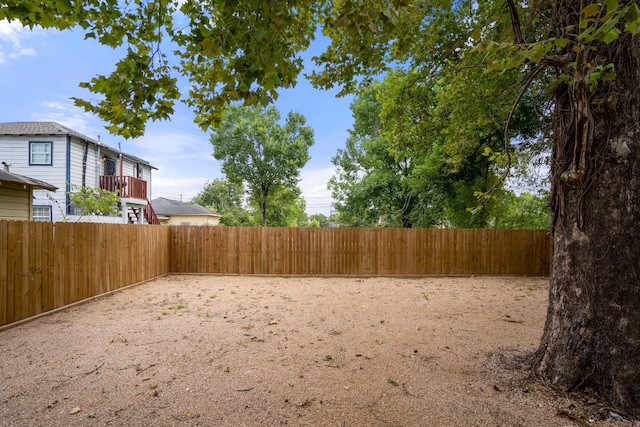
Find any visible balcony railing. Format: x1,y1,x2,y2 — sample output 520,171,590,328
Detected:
100,175,147,200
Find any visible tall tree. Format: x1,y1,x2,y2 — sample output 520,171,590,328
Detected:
210,106,313,226
8,0,640,414
534,3,640,413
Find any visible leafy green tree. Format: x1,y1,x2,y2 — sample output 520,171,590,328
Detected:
219,207,256,227
493,191,551,230
332,73,547,229
192,179,254,226
250,186,307,227
192,179,243,212
210,106,313,226
311,1,640,413
308,213,330,228
69,185,120,220
0,0,321,137
329,82,439,228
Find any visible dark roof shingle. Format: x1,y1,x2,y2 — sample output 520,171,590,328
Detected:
151,197,221,216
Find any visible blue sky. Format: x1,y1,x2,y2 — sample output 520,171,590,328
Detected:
0,20,355,216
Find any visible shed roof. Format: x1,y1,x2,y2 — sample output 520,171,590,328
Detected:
0,168,57,191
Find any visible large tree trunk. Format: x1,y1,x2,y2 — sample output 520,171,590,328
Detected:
534,2,640,416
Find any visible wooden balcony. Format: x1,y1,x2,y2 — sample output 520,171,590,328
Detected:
100,175,148,200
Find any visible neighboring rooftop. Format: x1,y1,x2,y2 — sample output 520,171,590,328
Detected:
0,121,102,143
0,121,155,168
151,197,221,217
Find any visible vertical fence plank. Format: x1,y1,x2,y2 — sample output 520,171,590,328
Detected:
30,222,42,316
0,221,8,326
6,221,18,324
19,221,29,321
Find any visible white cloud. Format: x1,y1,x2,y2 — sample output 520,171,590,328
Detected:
0,19,37,63
33,100,103,137
150,174,219,202
129,128,211,161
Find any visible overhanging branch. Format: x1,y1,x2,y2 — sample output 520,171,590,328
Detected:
506,0,525,45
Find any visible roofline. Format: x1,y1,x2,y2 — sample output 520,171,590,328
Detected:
0,170,58,191
0,122,157,170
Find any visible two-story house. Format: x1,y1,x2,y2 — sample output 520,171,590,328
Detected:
0,121,159,224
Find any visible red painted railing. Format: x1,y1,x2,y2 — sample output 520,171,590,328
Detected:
100,175,147,199
144,200,161,225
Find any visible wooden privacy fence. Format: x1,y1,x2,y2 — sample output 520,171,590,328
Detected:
0,221,551,328
0,221,171,327
170,227,551,276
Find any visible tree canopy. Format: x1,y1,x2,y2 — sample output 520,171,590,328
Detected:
330,71,550,229
329,81,439,228
192,178,254,226
1,0,322,137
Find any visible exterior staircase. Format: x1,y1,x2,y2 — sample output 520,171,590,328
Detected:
124,200,160,225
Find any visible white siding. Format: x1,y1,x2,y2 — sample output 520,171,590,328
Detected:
69,138,98,189
121,156,135,177
142,164,153,199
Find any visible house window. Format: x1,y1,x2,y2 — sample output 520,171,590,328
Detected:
33,206,52,222
29,141,53,165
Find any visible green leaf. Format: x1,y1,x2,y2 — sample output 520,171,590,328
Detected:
604,0,619,12
601,27,621,44
624,3,640,33
471,27,482,42
582,4,601,18
387,379,399,387
527,43,548,63
56,0,72,14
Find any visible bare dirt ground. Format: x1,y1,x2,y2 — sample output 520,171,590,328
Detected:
0,275,635,427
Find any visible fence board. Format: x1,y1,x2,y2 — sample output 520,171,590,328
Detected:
164,226,551,277
6,221,19,324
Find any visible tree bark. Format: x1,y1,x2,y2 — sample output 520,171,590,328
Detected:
534,2,640,416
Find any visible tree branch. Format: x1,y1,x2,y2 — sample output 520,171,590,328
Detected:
477,63,548,205
506,0,525,45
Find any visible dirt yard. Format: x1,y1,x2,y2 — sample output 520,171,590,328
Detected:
0,275,633,426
